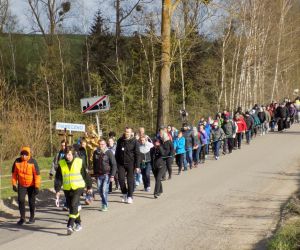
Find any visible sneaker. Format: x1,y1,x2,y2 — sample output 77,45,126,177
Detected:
121,194,127,203
17,218,25,226
67,226,74,235
27,217,35,224
215,156,219,160
78,205,82,211
74,223,82,232
101,205,108,212
154,194,159,199
127,197,133,204
146,187,151,192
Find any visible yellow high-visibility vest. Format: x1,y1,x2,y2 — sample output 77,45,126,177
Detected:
59,158,85,190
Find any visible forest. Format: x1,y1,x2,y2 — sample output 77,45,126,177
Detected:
0,0,299,160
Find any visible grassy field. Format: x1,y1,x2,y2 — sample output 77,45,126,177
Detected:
268,194,300,250
0,157,53,200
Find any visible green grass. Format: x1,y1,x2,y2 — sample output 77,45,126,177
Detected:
0,157,53,200
268,219,300,250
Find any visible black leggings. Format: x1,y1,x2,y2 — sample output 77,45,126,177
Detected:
64,188,83,227
18,185,36,219
118,165,134,198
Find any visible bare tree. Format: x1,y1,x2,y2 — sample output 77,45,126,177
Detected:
27,0,71,46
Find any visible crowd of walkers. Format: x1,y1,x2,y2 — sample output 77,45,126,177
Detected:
11,98,300,235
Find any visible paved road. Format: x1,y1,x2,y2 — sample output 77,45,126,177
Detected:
1,126,300,250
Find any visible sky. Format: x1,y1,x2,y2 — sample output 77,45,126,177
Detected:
10,0,112,33
9,0,221,36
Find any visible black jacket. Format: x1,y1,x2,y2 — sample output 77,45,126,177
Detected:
150,146,167,169
77,147,89,169
257,112,266,123
93,149,117,176
183,129,194,149
115,136,140,168
244,115,254,130
162,140,174,157
276,106,289,119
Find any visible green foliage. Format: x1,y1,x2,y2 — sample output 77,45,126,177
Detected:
268,219,300,250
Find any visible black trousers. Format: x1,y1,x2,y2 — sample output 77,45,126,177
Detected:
18,185,36,219
175,154,184,172
199,145,206,162
109,171,119,192
227,138,234,153
118,165,134,198
64,188,83,227
153,166,166,196
278,118,284,131
162,157,173,179
235,133,243,148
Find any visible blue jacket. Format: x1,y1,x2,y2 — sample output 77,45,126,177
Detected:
173,137,185,154
205,124,211,139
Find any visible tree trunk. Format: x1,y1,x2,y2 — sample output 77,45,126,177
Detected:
157,0,172,130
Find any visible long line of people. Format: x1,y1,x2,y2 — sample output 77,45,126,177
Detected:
12,99,299,235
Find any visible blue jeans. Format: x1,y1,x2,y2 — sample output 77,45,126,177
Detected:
184,147,193,169
245,130,251,143
141,162,151,190
135,172,143,186
97,175,110,206
213,141,221,157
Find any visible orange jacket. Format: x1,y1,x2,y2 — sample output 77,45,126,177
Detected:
11,146,41,188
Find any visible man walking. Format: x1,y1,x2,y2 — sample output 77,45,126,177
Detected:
93,139,117,211
115,127,140,204
12,146,41,225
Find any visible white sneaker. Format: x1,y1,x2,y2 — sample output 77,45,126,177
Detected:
146,187,151,192
74,223,82,232
78,205,82,211
67,226,74,235
127,197,133,204
121,194,127,203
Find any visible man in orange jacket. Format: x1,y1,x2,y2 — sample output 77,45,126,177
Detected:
12,146,41,225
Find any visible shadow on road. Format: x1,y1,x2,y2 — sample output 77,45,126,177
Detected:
0,222,67,236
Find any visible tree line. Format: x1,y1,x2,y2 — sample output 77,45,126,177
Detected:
0,0,299,161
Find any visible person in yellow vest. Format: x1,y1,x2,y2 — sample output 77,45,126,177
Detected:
54,146,92,235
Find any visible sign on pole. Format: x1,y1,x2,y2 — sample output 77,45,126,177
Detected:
56,122,86,132
80,95,110,114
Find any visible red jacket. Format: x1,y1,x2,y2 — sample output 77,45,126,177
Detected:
235,118,247,133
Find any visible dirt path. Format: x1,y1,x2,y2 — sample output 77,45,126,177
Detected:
1,126,300,250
